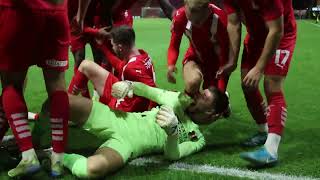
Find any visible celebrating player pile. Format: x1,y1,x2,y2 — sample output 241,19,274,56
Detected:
0,0,300,178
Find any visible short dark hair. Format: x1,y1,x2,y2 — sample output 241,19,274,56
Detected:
209,87,229,114
111,25,135,47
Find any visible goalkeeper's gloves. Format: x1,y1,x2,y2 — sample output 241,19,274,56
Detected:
111,81,134,99
156,105,178,136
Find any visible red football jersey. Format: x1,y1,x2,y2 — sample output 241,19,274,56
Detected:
223,0,297,47
0,0,67,10
168,4,229,67
116,50,156,112
101,46,157,112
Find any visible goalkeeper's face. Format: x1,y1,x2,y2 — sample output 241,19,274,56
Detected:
187,89,216,123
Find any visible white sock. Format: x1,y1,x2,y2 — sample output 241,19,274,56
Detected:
28,112,37,120
264,133,281,157
52,151,64,164
2,135,15,142
22,148,37,161
258,123,268,133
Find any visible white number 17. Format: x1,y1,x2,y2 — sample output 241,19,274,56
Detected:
274,49,290,68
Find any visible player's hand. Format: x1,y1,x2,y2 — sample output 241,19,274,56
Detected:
111,81,134,99
95,26,112,45
70,16,82,35
243,66,263,88
216,62,237,79
156,105,178,136
167,65,177,84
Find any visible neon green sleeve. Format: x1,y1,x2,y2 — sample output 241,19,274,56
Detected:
133,82,179,106
163,133,205,161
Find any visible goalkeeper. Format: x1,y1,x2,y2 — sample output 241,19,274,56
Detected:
55,81,228,178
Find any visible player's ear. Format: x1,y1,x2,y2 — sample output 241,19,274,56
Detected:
118,44,123,52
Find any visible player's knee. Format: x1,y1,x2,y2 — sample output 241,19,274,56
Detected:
264,76,284,94
78,59,92,73
87,156,109,178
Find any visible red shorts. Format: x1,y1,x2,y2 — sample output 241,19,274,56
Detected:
241,37,296,76
0,7,69,71
99,73,153,112
183,46,227,91
113,10,133,28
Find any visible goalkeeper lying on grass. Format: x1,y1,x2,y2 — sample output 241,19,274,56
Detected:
44,81,228,178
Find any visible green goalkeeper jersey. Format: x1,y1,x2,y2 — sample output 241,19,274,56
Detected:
82,82,205,162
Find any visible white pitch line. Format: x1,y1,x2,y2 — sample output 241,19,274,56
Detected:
306,21,320,28
129,157,319,180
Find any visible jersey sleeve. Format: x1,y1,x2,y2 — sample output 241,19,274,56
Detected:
133,82,180,107
223,0,237,15
167,9,185,66
163,128,205,160
261,0,283,21
83,27,99,36
100,45,125,72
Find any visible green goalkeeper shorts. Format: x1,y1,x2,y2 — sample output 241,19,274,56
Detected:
83,101,133,163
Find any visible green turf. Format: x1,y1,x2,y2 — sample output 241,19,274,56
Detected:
0,19,320,179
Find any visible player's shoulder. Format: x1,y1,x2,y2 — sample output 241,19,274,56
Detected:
127,50,153,68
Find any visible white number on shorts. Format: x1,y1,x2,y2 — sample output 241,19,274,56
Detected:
274,49,290,68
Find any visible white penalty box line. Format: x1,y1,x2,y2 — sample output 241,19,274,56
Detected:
129,157,319,180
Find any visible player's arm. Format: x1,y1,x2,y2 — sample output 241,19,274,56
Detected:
132,82,179,106
167,14,184,83
83,27,99,36
216,12,237,78
157,0,176,20
76,0,92,31
164,132,205,160
99,45,125,72
156,106,205,160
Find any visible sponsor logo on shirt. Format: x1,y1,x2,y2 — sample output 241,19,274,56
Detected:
45,59,68,67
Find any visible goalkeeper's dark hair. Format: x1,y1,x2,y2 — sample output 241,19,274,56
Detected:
111,25,135,47
208,87,229,114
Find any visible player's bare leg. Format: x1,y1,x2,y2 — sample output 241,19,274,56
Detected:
0,71,41,177
43,69,69,177
64,147,124,178
92,46,111,100
183,61,203,96
241,69,268,147
77,60,110,96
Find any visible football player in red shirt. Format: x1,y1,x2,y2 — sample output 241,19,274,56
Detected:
68,26,156,112
167,0,231,108
0,0,70,177
223,0,297,166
